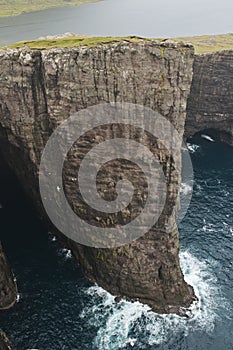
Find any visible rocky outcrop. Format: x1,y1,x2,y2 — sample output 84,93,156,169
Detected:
0,244,16,350
0,330,13,350
0,243,17,310
186,50,233,144
0,40,195,314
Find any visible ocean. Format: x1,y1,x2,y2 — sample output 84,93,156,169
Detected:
0,135,232,349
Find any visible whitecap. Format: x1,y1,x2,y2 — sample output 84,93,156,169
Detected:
58,248,72,260
48,232,57,242
80,251,228,349
201,134,215,142
180,182,193,196
187,143,200,153
202,223,215,233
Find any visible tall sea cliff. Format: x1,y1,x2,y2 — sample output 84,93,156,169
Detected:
0,39,195,315
0,38,232,327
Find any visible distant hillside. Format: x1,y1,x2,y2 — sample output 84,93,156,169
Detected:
0,0,98,17
175,33,233,54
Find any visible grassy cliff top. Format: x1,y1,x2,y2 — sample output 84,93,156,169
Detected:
3,33,233,54
6,35,154,50
0,0,99,17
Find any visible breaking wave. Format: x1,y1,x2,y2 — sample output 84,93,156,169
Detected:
187,143,200,153
58,248,72,260
180,182,193,196
80,251,228,349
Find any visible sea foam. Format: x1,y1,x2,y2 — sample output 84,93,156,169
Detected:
80,251,228,349
180,182,193,196
187,143,200,153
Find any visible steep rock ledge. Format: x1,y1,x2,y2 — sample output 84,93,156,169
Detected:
0,243,17,310
186,50,233,144
0,40,195,314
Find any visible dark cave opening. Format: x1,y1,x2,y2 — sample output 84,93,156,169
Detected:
0,150,53,269
0,148,83,283
188,128,233,146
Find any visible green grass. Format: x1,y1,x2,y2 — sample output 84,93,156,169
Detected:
175,33,233,54
0,0,100,17
3,34,233,54
6,35,154,50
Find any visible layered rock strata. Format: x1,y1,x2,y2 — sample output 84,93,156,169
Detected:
186,50,233,144
0,40,195,314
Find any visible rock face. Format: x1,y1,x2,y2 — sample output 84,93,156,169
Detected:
186,50,233,144
0,243,17,310
0,330,13,350
0,244,16,350
0,40,195,314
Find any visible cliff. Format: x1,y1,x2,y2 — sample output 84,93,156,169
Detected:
0,243,16,350
0,243,17,310
0,39,196,314
186,50,233,144
0,330,13,350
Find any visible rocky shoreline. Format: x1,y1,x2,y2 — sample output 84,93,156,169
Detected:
0,39,196,315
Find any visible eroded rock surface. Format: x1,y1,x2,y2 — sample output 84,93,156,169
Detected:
186,50,233,144
0,40,195,314
0,243,17,310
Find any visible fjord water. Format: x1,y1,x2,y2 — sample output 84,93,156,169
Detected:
0,0,233,45
0,136,232,349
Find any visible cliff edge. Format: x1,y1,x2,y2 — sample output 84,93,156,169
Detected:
0,39,195,314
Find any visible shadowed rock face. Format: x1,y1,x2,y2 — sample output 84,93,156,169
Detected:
0,40,196,314
186,50,233,144
0,243,17,310
0,243,17,350
0,330,13,350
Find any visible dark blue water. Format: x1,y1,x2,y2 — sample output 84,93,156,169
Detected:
0,136,232,349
